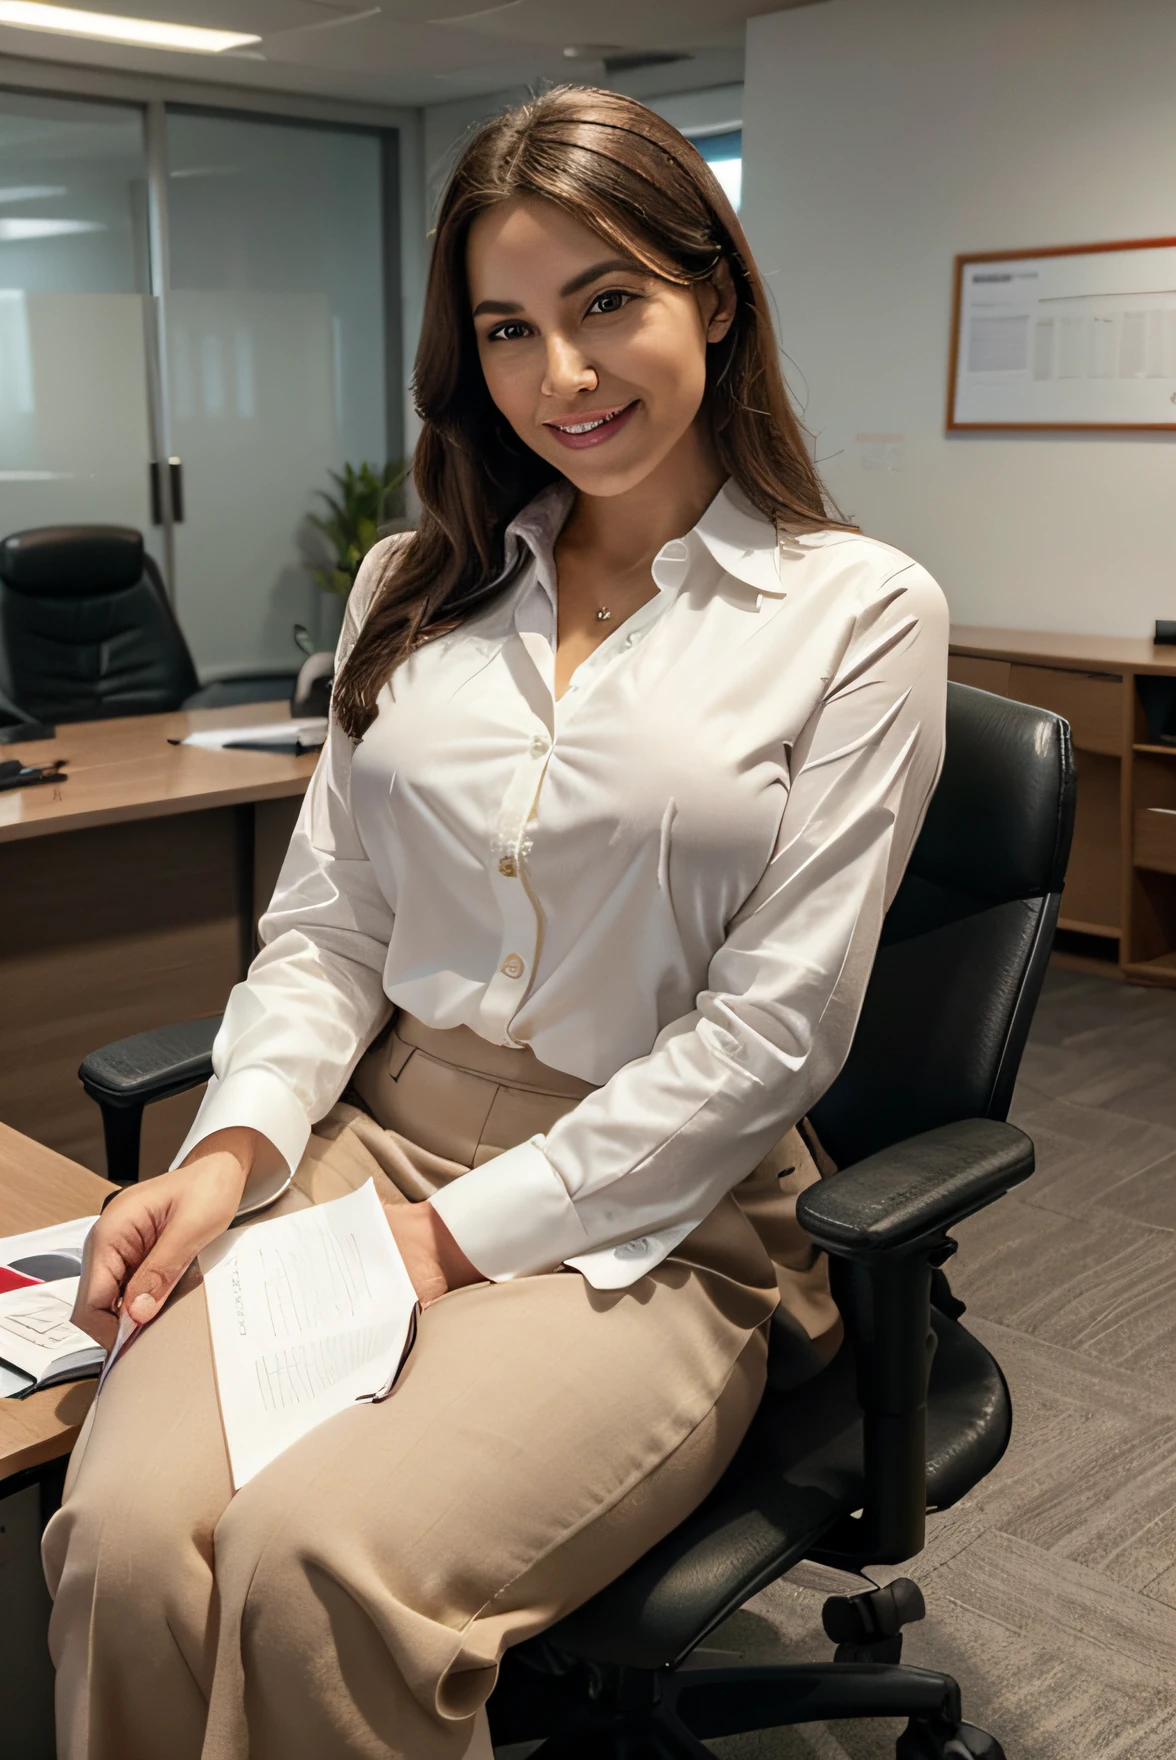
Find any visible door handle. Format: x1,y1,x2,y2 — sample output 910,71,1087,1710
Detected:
149,457,185,525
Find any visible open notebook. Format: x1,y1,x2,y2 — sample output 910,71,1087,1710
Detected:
0,1218,101,1398
197,1180,419,1489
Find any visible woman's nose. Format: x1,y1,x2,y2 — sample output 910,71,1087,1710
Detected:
541,333,598,400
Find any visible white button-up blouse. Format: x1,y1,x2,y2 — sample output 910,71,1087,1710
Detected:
176,478,949,1290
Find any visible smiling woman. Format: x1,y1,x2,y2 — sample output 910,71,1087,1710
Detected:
46,83,949,1760
465,193,739,687
332,84,838,737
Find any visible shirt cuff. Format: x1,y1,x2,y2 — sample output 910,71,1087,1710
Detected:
170,1068,311,1216
429,1134,592,1280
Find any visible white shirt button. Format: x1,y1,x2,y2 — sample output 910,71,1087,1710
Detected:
500,953,525,979
614,1237,650,1259
530,732,550,757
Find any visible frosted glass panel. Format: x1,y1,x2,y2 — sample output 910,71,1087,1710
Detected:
0,92,154,547
165,112,387,677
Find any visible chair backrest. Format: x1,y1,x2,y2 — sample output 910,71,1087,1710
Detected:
0,525,199,722
809,683,1076,1170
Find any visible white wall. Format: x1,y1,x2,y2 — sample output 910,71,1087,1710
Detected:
742,0,1176,637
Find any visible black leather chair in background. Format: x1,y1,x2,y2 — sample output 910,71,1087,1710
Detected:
77,683,1075,1759
0,524,298,725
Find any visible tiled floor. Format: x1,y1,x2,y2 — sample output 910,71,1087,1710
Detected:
702,967,1176,1758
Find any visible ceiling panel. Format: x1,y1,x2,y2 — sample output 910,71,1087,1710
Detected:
0,0,817,105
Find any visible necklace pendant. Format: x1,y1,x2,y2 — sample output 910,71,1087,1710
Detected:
595,606,611,622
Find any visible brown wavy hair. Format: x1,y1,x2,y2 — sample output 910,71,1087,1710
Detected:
334,85,841,741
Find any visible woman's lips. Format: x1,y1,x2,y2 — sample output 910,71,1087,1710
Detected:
543,401,639,450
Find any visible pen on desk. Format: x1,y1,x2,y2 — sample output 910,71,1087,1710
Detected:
221,739,313,754
165,738,321,755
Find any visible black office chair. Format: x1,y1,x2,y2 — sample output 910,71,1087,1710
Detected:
76,683,1075,1759
0,524,298,725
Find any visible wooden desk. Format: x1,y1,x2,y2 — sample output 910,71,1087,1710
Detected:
0,707,316,1174
0,1123,114,1487
950,626,1176,986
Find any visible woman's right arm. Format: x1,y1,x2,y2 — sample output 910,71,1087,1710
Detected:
72,542,402,1346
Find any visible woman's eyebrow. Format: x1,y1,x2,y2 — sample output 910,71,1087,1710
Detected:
559,257,643,297
472,297,523,317
471,258,644,318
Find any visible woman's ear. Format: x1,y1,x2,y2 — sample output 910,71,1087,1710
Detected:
705,258,737,343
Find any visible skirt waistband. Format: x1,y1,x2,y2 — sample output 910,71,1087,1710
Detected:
339,1009,842,1358
387,1012,598,1101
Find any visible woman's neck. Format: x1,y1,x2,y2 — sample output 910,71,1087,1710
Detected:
557,423,726,572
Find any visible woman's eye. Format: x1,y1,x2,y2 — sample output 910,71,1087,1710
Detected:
487,320,531,342
587,289,634,316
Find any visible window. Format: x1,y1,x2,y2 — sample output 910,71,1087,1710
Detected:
694,129,742,213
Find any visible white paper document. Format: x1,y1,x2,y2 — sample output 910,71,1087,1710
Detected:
178,718,327,751
199,1181,419,1490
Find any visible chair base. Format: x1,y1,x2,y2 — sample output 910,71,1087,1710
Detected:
491,1658,1005,1760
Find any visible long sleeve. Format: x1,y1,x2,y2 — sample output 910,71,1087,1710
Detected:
172,543,399,1182
430,561,948,1287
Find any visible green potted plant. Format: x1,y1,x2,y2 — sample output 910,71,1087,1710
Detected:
308,460,409,598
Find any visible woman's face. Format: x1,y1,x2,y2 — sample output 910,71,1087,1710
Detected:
468,195,734,499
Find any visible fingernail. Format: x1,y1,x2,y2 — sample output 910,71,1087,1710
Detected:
128,1295,156,1324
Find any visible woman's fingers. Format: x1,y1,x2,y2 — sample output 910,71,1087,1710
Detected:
122,1225,204,1323
71,1246,124,1351
71,1204,154,1347
119,1159,247,1322
71,1151,252,1346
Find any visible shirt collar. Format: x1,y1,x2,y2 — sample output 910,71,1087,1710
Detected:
501,475,784,605
692,479,785,595
503,481,575,607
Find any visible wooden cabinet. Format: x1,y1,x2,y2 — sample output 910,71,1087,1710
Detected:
950,626,1176,987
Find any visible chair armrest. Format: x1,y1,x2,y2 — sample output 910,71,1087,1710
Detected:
796,1119,1034,1259
797,1118,1033,1569
78,1016,221,1111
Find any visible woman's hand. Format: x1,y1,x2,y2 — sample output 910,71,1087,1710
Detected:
72,1128,270,1349
383,1201,483,1308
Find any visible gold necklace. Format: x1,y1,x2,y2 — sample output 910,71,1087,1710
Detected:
595,606,611,622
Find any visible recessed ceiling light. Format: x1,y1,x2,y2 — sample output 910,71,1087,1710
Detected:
0,185,67,203
0,217,104,239
0,1,260,54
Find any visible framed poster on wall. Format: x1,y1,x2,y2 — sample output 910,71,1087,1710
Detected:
947,236,1176,430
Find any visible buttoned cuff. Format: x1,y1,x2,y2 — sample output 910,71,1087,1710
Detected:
429,1134,592,1281
170,1068,312,1216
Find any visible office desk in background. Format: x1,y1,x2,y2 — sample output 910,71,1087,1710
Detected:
950,626,1176,986
0,706,317,1176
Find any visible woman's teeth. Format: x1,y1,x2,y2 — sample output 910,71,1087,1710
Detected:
553,408,624,433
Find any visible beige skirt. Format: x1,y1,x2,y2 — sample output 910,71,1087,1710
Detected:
46,1012,816,1760
340,1010,842,1362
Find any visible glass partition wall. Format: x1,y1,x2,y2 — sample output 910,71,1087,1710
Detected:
0,91,158,559
0,89,398,679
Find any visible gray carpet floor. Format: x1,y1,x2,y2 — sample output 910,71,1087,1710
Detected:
698,966,1176,1759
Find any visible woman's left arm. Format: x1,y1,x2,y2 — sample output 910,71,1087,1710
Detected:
430,560,949,1286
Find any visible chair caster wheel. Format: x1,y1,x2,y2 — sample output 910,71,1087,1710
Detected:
896,1717,1006,1759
